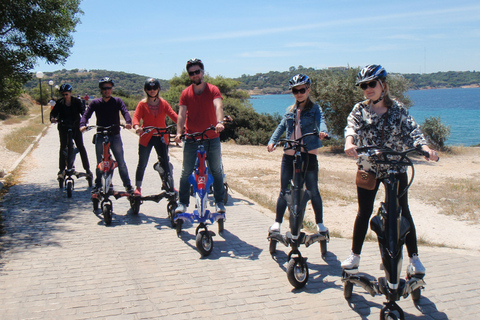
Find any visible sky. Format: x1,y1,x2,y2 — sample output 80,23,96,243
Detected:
34,0,480,80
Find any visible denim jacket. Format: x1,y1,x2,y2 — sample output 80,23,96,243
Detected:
268,103,328,151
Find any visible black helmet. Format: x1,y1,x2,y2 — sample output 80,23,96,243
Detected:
144,78,161,91
355,64,387,86
59,84,72,92
288,74,311,89
98,77,114,88
186,58,204,71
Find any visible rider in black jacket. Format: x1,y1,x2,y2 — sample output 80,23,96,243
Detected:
50,84,92,180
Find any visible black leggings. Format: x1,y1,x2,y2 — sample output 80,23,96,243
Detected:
351,172,418,258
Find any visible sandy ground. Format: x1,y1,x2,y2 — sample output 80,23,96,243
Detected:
2,115,480,252
170,142,480,252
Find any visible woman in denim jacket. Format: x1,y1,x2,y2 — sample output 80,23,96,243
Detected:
267,74,329,234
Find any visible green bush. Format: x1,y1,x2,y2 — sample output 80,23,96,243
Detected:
421,116,450,150
0,98,28,118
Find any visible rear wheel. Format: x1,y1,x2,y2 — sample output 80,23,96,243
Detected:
218,218,224,233
223,183,229,204
269,239,277,254
411,287,421,301
87,176,93,187
344,281,353,299
66,181,73,198
131,197,140,215
58,178,64,189
175,219,183,236
167,201,177,228
320,240,327,257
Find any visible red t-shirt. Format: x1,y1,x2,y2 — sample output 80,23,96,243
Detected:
133,98,178,146
179,83,222,139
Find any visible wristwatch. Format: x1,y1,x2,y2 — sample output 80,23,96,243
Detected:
217,121,224,125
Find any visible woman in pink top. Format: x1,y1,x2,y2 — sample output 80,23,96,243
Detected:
132,78,178,196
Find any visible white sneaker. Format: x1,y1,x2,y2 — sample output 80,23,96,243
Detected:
341,253,361,269
408,254,426,275
175,203,187,214
269,222,281,233
316,223,328,233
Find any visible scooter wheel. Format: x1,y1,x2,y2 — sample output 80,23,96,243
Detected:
196,230,213,256
131,197,140,215
223,183,229,204
167,202,177,228
102,203,112,226
344,281,353,299
380,308,399,320
269,239,277,255
175,219,183,237
286,257,309,289
66,181,73,198
320,239,327,257
92,198,99,211
411,287,421,301
218,218,224,233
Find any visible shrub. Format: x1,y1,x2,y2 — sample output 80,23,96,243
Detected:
421,116,450,150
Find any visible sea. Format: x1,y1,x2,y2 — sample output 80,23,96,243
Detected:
249,87,480,147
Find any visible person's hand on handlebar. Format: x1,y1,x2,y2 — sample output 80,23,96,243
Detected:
421,145,439,162
344,136,358,159
174,133,182,145
215,121,224,134
267,143,276,153
319,132,329,140
80,126,87,133
125,123,132,130
134,125,144,135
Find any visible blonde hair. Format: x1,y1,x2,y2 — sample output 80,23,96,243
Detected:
141,90,160,103
288,96,314,113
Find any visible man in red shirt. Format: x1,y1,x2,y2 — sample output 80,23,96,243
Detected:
174,58,226,214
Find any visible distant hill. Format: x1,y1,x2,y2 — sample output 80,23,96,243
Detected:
24,68,480,98
23,69,170,98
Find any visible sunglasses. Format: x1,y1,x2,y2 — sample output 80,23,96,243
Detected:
292,88,307,95
188,69,202,76
146,87,159,91
360,81,377,90
62,93,70,96
101,86,113,91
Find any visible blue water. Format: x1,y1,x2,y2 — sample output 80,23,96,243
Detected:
249,88,480,146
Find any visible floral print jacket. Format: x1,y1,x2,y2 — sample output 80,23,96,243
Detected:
344,99,427,178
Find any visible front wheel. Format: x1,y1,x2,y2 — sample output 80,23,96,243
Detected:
102,203,112,226
286,257,309,289
380,309,399,320
196,230,213,256
66,181,73,198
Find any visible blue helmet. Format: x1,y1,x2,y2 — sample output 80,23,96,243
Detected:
288,74,311,89
59,84,72,92
356,64,387,86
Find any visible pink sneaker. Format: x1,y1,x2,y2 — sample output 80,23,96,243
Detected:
134,187,141,197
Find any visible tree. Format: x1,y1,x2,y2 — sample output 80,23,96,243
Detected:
0,0,82,107
309,68,412,139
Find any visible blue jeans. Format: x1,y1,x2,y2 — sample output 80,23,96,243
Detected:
275,153,323,224
95,133,131,188
135,136,170,187
179,137,224,205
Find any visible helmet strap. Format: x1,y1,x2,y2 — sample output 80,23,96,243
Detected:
372,81,385,105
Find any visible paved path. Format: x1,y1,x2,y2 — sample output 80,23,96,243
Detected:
0,124,479,319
